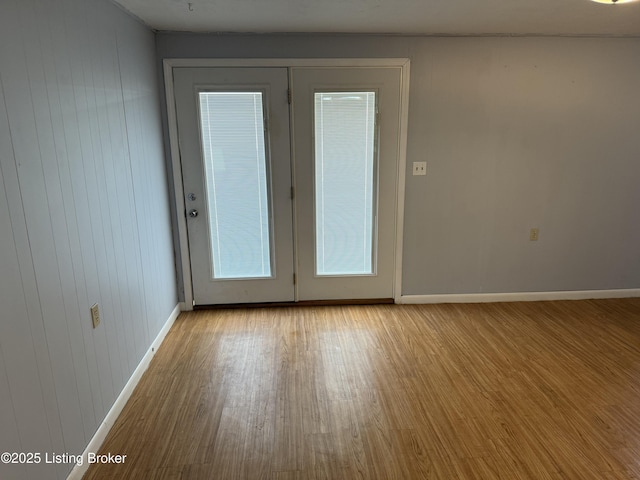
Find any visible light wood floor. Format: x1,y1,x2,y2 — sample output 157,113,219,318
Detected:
84,299,640,479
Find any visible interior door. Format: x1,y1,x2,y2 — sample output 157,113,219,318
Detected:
291,67,402,301
173,67,295,305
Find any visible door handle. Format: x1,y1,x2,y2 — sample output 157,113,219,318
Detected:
188,209,198,218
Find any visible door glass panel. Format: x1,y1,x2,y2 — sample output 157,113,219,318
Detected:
314,91,377,276
198,91,272,279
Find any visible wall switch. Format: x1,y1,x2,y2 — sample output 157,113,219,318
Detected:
529,228,539,241
90,303,101,329
413,161,427,176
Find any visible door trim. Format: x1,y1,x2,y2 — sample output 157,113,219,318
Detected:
164,58,410,310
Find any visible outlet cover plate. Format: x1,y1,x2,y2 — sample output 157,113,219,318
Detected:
90,303,101,329
413,161,427,176
530,228,539,241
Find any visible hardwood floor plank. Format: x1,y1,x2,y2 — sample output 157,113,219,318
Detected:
83,299,640,479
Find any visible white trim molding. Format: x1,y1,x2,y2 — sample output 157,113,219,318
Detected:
398,288,640,304
67,304,181,480
164,61,194,311
164,58,410,68
393,61,410,304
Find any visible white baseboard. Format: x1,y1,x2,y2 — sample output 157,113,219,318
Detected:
398,288,640,304
67,303,181,480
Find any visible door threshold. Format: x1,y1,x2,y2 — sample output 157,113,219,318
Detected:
194,298,394,310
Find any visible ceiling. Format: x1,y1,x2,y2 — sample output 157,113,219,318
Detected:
112,0,640,36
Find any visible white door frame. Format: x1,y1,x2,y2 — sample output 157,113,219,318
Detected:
164,58,410,310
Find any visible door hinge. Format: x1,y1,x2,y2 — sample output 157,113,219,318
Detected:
290,186,295,199
293,273,296,284
287,88,292,104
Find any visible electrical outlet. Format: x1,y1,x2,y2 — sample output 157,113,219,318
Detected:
413,161,427,176
530,228,539,241
90,303,101,329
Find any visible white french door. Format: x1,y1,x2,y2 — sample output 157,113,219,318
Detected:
291,67,402,301
174,68,295,304
172,64,404,306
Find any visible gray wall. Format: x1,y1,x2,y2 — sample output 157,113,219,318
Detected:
157,33,640,296
0,0,177,478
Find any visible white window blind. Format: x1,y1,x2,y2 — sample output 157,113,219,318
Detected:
314,92,377,276
198,92,272,279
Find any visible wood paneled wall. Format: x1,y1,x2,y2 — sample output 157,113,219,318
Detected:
0,1,177,478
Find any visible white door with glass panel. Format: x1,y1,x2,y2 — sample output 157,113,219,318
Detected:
291,68,401,301
174,68,294,304
173,66,402,305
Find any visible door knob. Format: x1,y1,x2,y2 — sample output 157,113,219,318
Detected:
188,209,198,218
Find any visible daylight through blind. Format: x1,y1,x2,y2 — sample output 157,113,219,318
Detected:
198,92,272,279
314,91,377,276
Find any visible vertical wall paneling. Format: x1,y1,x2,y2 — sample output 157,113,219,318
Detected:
81,0,127,395
99,23,137,375
0,345,27,480
0,77,47,480
117,27,154,355
107,10,149,370
112,27,149,365
119,22,176,340
62,0,115,415
95,2,132,391
14,0,85,465
0,0,178,477
49,0,104,432
33,0,97,447
0,4,68,478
